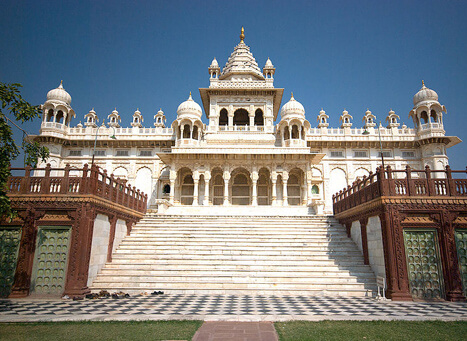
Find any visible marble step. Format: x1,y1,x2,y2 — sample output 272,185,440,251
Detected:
96,269,375,278
91,281,375,291
102,263,373,272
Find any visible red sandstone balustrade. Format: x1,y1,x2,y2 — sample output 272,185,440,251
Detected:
6,163,147,214
333,165,467,214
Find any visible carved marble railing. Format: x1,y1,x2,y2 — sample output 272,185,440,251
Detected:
7,164,147,213
333,165,467,214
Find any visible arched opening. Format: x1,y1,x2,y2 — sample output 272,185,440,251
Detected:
182,124,191,138
311,185,319,195
219,108,228,126
257,171,270,205
301,126,305,140
181,174,194,205
231,173,250,205
344,117,349,123
287,173,301,205
56,110,64,124
233,109,249,126
162,184,170,194
330,168,347,198
321,117,326,123
284,127,290,140
193,125,199,140
392,117,396,123
431,110,438,123
420,111,429,124
212,174,224,205
47,109,54,122
254,109,264,126
135,167,152,204
291,125,299,139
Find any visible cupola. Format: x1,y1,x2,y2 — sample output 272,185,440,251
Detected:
362,109,376,128
317,108,329,128
131,108,143,127
177,93,203,119
154,108,166,128
340,109,353,128
46,80,72,105
386,109,400,128
84,108,98,127
280,93,305,119
108,108,121,128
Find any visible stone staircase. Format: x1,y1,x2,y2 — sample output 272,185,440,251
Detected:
90,214,376,296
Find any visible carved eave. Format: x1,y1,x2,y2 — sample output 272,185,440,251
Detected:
415,136,462,149
199,88,284,121
33,134,175,148
307,139,418,149
157,152,325,165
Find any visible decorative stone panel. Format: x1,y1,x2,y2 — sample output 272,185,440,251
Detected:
404,229,444,299
0,227,22,297
30,227,71,296
455,229,467,297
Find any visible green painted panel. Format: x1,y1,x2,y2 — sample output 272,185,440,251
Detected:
404,229,445,299
0,227,21,298
455,229,467,297
31,227,71,296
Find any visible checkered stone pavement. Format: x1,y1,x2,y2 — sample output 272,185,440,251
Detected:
1,295,466,322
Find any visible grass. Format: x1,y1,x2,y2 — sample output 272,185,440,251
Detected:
0,320,203,341
274,320,467,341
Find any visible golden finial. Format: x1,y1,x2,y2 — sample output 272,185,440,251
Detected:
240,27,245,43
60,80,63,85
422,80,425,87
291,92,294,99
189,91,192,97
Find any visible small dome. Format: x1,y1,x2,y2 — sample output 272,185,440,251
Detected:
365,109,372,116
413,81,438,106
134,108,142,116
319,108,326,115
388,109,395,115
342,109,349,116
156,108,164,116
111,108,119,116
210,58,219,68
88,108,96,115
265,58,273,67
46,80,71,105
177,93,202,118
280,93,305,118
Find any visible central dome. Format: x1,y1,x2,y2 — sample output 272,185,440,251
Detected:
219,28,264,80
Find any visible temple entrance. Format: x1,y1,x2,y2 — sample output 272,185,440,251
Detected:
212,174,224,205
180,174,194,205
231,173,250,205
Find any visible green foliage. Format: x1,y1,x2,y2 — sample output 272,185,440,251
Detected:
275,320,467,341
0,320,204,341
0,82,49,218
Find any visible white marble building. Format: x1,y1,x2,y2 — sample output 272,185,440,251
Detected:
35,29,461,215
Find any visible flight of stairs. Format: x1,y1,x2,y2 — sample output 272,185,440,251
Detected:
91,214,376,296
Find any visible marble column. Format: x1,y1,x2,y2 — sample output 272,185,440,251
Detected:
193,179,199,205
204,172,210,206
282,172,288,206
223,171,230,206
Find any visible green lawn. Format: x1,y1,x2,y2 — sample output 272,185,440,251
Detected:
0,320,203,341
275,320,467,341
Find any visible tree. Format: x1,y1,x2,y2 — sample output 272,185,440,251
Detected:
0,82,49,218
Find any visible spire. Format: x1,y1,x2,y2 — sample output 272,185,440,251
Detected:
240,26,245,43
59,80,63,89
291,92,294,100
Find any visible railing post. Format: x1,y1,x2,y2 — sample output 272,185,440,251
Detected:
406,165,414,196
21,166,32,194
80,164,89,194
425,165,435,196
42,164,51,194
376,167,386,196
446,165,456,196
61,164,70,194
108,174,114,202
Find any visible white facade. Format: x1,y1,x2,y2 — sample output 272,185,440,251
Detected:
36,30,461,214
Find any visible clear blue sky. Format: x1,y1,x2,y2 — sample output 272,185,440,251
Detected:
1,0,466,169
